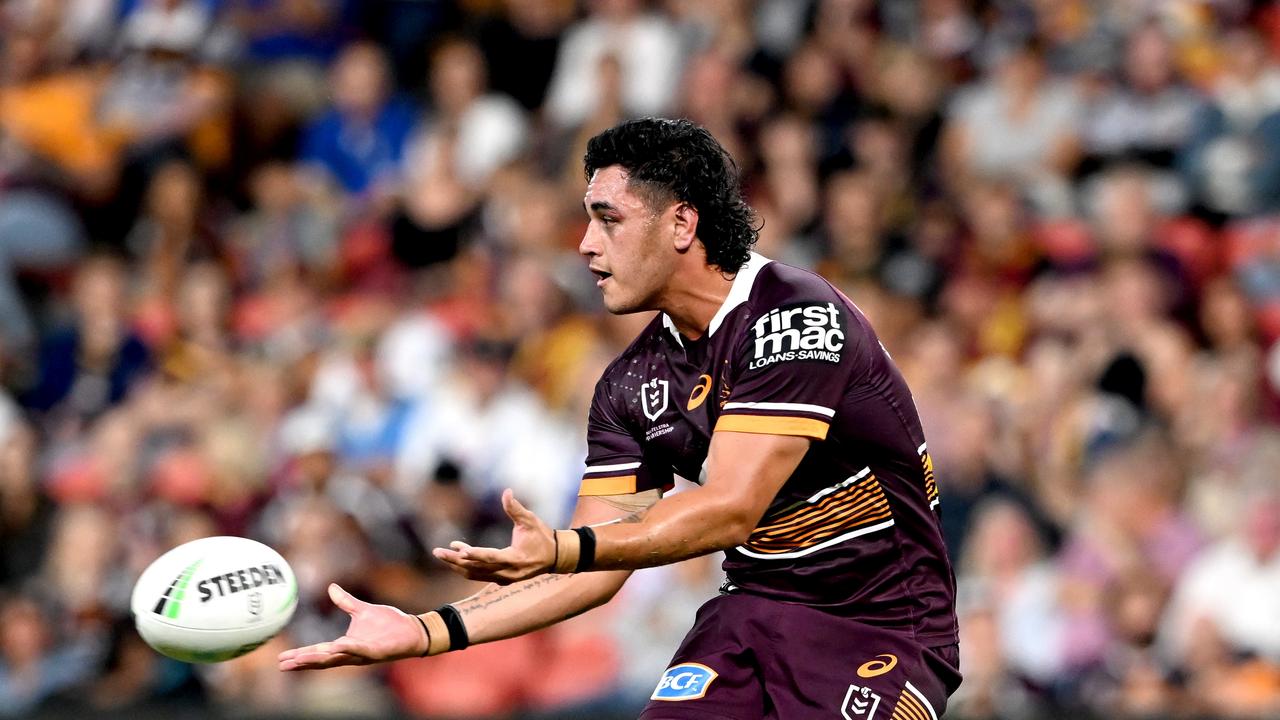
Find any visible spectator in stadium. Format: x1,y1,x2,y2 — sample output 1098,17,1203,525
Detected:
1161,485,1280,664
0,594,100,718
395,37,529,269
1083,23,1206,168
915,0,981,65
0,189,84,354
959,500,1066,689
227,161,341,292
0,423,51,589
943,39,1083,213
817,170,893,287
409,37,528,192
1182,26,1280,215
676,50,752,166
21,255,151,430
0,25,118,186
779,39,858,161
97,0,235,168
2,0,118,63
754,113,821,260
33,502,121,619
868,44,947,191
1083,569,1180,719
395,336,567,527
151,261,237,390
544,0,683,128
476,0,572,112
126,159,224,306
1056,433,1202,670
300,41,416,199
225,0,349,64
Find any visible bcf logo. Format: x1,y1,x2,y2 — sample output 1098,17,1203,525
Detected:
651,663,718,701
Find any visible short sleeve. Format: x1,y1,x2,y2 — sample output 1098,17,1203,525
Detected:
580,378,673,496
715,300,860,441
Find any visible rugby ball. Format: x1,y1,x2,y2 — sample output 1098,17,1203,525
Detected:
131,536,298,663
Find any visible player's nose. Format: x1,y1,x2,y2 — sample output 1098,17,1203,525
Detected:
578,224,602,258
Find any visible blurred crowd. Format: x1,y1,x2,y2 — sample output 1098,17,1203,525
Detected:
2,0,1280,718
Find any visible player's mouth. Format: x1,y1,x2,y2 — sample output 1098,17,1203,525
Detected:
590,267,613,286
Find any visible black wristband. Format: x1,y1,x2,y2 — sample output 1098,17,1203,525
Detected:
436,604,471,651
413,613,432,657
573,526,597,573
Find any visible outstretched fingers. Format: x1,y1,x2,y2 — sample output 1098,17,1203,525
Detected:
433,544,520,584
279,650,362,671
277,637,373,671
434,541,512,565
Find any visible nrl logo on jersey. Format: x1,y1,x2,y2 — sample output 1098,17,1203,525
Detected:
840,684,882,720
640,378,669,421
749,302,845,370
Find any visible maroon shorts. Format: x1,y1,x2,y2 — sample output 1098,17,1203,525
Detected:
640,594,961,720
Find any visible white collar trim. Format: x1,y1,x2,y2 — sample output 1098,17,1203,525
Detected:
662,252,772,344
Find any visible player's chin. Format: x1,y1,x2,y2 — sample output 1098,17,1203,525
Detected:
601,289,645,315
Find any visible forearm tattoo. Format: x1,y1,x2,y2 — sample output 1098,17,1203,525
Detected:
454,575,568,616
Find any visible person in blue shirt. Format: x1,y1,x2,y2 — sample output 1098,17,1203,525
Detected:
301,42,417,197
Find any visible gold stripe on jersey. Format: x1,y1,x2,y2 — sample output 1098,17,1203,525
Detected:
715,414,830,440
578,475,638,496
920,449,939,505
741,471,892,555
891,688,931,720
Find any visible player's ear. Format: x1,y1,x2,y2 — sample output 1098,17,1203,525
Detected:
672,202,699,253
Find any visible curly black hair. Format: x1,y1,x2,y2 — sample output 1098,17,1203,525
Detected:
584,118,758,274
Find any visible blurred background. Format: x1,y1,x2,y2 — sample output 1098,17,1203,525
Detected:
1,0,1280,718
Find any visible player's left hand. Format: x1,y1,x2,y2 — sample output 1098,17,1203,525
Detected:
432,489,555,585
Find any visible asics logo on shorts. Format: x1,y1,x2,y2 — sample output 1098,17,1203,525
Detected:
857,653,898,678
651,663,718,701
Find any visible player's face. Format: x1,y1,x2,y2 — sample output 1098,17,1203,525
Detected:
580,166,676,314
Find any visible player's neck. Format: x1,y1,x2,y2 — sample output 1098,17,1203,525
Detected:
658,262,735,341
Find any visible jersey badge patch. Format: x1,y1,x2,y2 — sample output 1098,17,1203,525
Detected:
641,378,669,421
841,684,882,720
651,662,718,701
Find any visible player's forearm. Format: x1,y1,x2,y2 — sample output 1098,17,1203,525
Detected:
583,432,810,572
588,485,753,571
440,568,630,645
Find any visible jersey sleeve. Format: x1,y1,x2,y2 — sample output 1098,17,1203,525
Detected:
716,299,861,441
580,377,673,496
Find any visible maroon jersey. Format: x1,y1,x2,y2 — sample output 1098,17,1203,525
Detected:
581,254,958,647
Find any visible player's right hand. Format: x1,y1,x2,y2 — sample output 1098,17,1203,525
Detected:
277,583,427,671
